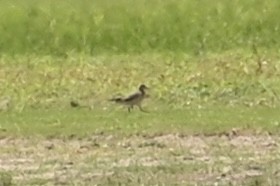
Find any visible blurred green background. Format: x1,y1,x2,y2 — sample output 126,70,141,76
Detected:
0,0,279,56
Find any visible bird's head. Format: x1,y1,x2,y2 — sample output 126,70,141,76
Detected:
139,84,149,92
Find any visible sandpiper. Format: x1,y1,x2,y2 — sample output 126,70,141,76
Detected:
109,84,149,112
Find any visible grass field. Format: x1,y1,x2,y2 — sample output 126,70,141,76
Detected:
0,0,280,55
1,0,280,185
1,54,280,185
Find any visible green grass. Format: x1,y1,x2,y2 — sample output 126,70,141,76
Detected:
1,53,280,137
0,0,279,55
0,171,12,186
1,53,280,108
1,1,280,185
1,106,280,137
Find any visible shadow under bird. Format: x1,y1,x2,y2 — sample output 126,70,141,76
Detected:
109,84,149,112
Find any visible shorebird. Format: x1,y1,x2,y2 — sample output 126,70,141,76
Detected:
109,84,149,112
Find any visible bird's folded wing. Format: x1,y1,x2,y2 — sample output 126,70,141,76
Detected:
123,92,141,102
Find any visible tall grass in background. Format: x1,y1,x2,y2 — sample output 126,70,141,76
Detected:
0,0,279,56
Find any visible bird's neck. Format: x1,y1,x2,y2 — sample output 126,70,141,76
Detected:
139,89,145,95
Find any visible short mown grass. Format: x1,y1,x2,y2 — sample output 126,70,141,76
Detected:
1,105,280,137
1,53,280,136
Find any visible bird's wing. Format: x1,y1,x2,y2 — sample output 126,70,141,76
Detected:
123,92,141,102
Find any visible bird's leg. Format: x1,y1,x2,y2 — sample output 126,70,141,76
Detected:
128,105,133,112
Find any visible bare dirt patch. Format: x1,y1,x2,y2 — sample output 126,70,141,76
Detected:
1,134,280,185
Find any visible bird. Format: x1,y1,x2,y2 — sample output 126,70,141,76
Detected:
109,84,149,112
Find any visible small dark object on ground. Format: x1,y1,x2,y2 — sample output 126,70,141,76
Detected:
70,101,80,108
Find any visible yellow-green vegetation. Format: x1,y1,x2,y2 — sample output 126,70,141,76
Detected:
0,171,12,186
1,53,280,136
0,0,279,55
1,0,280,185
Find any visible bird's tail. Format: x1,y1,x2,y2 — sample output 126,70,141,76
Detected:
109,98,123,103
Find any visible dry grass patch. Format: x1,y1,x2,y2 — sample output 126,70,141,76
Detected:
0,133,280,185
